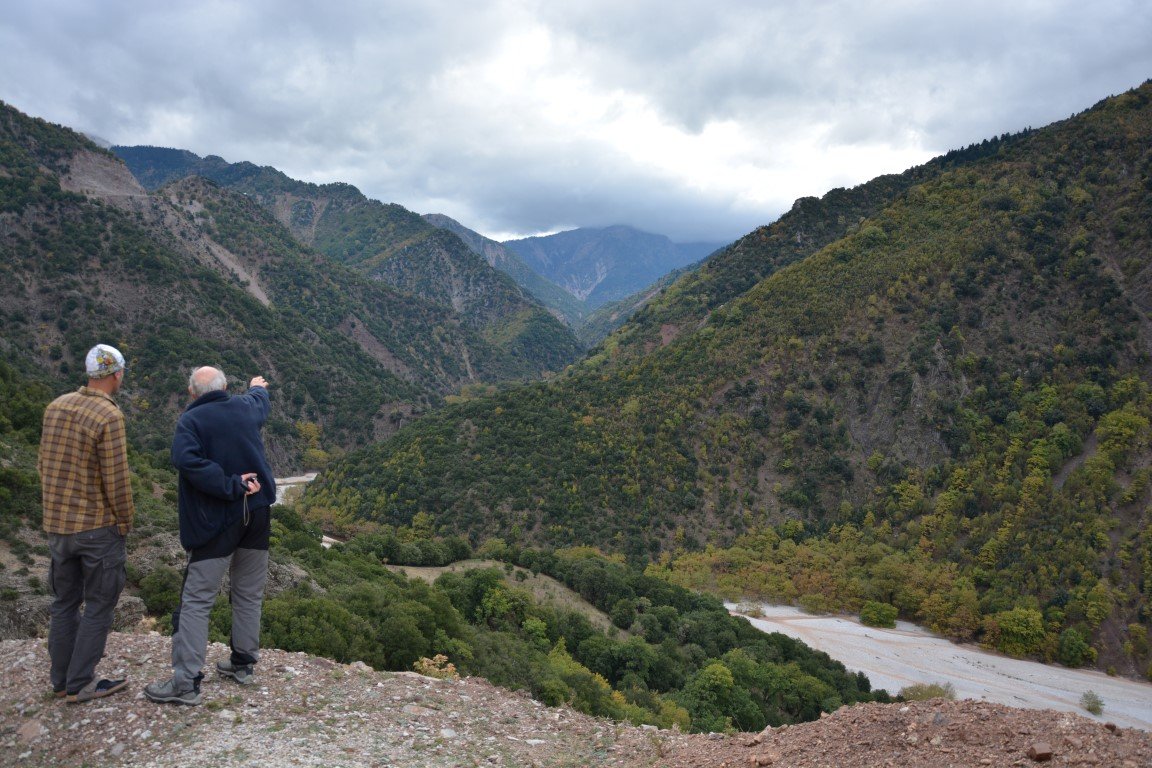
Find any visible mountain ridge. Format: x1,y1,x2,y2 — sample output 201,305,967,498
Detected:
111,145,584,372
423,215,723,343
0,101,574,469
422,212,589,327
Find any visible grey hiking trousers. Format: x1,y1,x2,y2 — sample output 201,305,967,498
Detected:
47,524,127,695
171,546,269,687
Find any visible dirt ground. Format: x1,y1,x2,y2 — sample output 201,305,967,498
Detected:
4,632,1152,768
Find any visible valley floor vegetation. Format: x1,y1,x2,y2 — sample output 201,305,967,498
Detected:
163,510,891,733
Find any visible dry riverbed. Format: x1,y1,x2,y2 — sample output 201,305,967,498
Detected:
730,603,1152,731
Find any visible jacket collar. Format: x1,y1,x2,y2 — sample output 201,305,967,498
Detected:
186,389,230,411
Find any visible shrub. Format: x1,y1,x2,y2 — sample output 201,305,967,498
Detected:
413,654,460,680
1057,627,1096,667
139,566,184,616
860,601,899,628
899,682,956,701
1080,690,1104,715
984,608,1047,657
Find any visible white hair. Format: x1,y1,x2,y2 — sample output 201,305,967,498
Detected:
189,366,228,397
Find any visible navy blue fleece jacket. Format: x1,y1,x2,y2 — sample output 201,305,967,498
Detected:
171,385,276,550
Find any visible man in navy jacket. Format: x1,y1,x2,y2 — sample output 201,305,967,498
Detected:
146,367,276,705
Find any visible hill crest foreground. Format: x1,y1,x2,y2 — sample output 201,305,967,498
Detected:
3,634,1149,768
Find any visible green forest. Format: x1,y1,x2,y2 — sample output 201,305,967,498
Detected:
0,100,584,469
302,83,1152,676
149,511,890,733
1,351,884,732
0,100,885,734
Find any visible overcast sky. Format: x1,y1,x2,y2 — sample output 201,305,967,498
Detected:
2,1,1150,243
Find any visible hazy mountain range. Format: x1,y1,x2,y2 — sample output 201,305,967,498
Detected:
422,213,720,343
109,145,586,359
111,146,714,344
0,104,588,470
503,225,720,309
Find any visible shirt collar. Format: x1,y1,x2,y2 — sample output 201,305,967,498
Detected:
77,385,118,406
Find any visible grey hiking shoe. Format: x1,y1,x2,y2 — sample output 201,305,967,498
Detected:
144,677,201,705
216,660,255,685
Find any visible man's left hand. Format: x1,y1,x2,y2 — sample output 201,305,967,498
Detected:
241,472,261,496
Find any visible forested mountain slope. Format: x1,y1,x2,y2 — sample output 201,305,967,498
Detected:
424,214,709,343
423,213,588,328
0,102,894,732
0,101,561,470
304,82,1152,673
577,263,697,348
112,146,582,375
595,131,1036,367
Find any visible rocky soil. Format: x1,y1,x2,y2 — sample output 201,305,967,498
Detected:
3,633,1150,768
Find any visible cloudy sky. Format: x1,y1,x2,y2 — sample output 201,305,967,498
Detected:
2,1,1150,243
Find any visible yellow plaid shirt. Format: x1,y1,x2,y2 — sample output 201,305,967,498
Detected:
38,386,135,535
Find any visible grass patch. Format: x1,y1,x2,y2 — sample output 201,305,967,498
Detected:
899,682,956,701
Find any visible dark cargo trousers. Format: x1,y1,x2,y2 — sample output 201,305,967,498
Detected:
171,506,270,689
47,525,127,695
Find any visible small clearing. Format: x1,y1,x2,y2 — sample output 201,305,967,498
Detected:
388,559,620,634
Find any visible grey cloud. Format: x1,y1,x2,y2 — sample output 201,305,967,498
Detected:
539,0,1152,146
2,0,1151,244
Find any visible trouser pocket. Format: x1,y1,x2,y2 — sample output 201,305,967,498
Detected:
88,527,127,605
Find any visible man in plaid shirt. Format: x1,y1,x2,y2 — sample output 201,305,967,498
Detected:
38,343,135,703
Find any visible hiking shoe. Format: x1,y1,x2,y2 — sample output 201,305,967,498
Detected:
66,678,128,704
144,677,201,705
216,660,255,685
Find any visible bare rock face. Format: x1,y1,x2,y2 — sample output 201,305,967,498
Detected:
0,595,145,640
0,526,314,641
112,596,147,631
0,596,50,641
264,558,320,597
216,558,321,599
127,532,187,583
59,149,148,199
